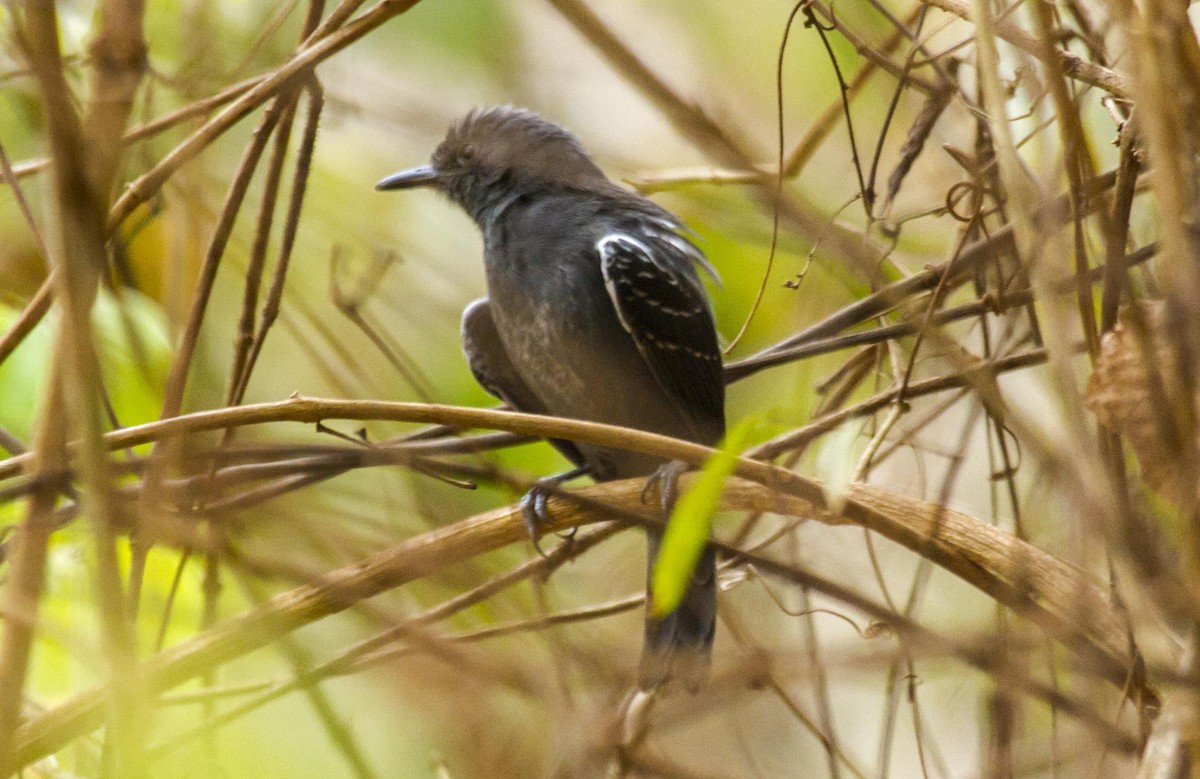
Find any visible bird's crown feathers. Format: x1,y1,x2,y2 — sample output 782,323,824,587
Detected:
432,106,609,191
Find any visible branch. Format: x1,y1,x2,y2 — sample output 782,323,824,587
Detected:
920,0,1129,98
0,395,1143,685
108,0,424,232
11,469,1143,768
545,0,887,281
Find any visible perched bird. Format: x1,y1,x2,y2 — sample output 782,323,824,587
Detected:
377,106,725,689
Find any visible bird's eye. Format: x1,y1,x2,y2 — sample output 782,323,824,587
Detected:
459,144,477,162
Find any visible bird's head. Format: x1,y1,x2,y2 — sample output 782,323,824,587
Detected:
376,106,610,220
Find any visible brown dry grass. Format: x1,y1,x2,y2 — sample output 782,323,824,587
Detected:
0,0,1196,776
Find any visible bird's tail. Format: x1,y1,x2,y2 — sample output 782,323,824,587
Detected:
639,530,717,691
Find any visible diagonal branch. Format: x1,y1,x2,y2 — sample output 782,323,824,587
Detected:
11,469,1144,768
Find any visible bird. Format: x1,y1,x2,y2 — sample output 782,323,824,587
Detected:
377,106,725,689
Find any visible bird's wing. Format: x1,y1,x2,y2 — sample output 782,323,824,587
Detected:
598,233,724,434
461,298,588,467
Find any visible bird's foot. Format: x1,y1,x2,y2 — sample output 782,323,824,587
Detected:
641,460,690,513
519,466,590,555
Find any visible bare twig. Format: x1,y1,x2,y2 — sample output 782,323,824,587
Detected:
920,0,1130,98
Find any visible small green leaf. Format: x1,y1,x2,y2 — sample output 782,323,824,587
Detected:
650,417,757,617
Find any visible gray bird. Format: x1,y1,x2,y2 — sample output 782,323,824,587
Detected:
377,106,724,689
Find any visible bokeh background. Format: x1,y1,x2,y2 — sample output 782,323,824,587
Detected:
0,0,1186,776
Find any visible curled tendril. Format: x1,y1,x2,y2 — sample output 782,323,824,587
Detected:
945,180,985,223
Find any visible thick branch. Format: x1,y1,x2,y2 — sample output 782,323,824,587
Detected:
11,471,1143,768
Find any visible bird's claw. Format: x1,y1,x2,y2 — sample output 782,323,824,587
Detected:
519,485,552,557
519,467,588,557
641,460,689,513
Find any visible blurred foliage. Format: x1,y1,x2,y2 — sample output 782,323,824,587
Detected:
0,0,1177,776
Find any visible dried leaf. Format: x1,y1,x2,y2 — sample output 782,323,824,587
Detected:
1084,301,1200,506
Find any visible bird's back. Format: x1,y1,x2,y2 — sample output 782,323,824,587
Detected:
481,188,722,479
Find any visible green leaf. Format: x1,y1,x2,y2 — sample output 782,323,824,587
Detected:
650,417,757,617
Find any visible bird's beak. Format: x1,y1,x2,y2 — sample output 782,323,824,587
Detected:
375,164,441,191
